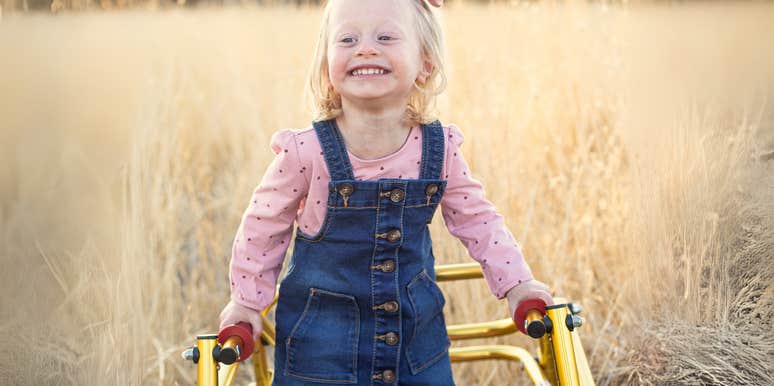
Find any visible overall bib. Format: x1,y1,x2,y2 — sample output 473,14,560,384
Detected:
271,118,456,385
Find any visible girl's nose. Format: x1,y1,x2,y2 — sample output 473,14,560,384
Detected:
355,42,379,58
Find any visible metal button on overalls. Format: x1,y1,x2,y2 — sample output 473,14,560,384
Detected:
381,259,395,272
339,183,354,195
271,118,455,385
381,300,399,312
389,188,405,202
377,229,402,242
376,370,395,383
339,183,354,206
384,332,399,345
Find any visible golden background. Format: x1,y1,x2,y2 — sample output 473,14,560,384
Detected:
1,2,773,384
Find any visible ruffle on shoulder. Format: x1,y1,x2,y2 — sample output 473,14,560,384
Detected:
444,123,465,149
269,128,297,156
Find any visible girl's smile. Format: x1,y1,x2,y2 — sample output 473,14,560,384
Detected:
348,66,391,78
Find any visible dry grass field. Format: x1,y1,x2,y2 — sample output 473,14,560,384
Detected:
1,2,773,385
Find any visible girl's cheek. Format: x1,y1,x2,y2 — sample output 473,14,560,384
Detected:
329,53,347,73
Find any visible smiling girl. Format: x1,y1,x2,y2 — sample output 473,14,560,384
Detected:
219,1,553,384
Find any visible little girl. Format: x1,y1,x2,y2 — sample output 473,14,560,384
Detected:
219,0,553,384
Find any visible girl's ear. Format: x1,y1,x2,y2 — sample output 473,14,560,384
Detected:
416,56,434,85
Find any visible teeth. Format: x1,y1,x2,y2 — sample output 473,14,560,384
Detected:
351,68,386,76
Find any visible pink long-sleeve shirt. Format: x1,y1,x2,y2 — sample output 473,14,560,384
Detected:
229,123,534,311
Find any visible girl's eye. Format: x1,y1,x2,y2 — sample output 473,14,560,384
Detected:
341,37,355,43
378,35,394,41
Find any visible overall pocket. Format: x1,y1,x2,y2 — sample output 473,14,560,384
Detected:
405,269,452,375
285,287,360,383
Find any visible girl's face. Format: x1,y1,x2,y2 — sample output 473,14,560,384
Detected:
327,0,432,107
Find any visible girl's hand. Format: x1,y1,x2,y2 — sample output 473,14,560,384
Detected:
219,299,264,342
427,0,443,7
506,279,554,321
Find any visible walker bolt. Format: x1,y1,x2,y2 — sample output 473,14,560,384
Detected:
182,347,200,364
565,314,583,331
568,303,583,315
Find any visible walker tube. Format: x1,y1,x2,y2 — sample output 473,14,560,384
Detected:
545,304,580,386
196,335,219,386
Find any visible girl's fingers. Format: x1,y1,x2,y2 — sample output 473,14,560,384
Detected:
218,300,264,341
251,318,263,341
219,304,236,328
219,313,240,330
253,323,263,341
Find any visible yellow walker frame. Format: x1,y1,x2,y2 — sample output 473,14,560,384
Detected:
183,262,595,386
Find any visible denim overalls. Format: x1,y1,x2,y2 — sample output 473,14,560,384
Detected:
271,118,455,385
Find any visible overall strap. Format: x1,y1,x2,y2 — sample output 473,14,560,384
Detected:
418,120,445,180
313,118,356,181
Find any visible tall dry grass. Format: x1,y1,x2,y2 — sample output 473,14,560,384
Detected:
1,3,773,385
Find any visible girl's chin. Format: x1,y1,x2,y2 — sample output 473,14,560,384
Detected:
337,84,413,103
344,94,392,102
341,88,394,100
340,93,408,106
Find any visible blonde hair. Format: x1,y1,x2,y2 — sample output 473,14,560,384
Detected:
304,0,447,126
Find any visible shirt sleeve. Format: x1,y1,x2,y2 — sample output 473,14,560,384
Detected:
440,124,534,300
229,128,309,311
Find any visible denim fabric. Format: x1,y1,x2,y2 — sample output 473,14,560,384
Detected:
272,118,455,385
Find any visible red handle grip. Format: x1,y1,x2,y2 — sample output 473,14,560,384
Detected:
513,298,547,336
217,322,255,363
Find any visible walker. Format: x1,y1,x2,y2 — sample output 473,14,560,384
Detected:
183,262,596,385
